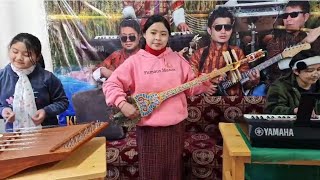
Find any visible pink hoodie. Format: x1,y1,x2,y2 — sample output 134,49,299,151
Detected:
103,48,209,127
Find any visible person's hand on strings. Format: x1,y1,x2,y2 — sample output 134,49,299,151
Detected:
246,69,260,88
118,101,140,120
200,71,224,96
1,107,15,122
31,109,46,125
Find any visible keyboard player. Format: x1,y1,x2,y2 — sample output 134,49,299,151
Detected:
92,18,141,83
264,49,320,118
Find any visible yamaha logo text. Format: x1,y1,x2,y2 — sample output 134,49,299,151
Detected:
254,127,294,137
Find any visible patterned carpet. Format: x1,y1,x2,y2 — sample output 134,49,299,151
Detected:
105,95,266,179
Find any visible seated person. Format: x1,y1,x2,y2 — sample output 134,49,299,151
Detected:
265,1,320,85
264,49,320,116
0,33,69,131
189,7,260,96
92,18,141,82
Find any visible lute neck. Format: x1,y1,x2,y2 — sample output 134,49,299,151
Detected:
160,64,233,100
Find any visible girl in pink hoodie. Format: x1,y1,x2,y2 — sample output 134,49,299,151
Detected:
103,15,216,180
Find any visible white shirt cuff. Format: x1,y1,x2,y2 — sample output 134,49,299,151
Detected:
92,67,106,82
172,8,186,27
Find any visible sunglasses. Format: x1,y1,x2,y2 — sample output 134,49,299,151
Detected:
120,35,136,42
281,11,305,19
212,24,233,32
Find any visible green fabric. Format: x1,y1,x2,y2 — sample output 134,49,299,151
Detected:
245,164,320,180
235,124,320,180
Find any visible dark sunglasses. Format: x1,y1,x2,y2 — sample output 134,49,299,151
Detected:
281,11,305,19
120,35,136,42
213,24,233,32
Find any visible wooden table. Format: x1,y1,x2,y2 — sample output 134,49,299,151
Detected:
219,123,320,180
9,137,107,180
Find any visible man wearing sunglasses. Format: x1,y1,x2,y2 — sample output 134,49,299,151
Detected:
189,7,260,96
265,1,320,87
92,18,141,82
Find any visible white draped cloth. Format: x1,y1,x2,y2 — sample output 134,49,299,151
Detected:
11,64,41,131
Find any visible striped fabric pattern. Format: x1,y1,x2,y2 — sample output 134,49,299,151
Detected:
136,121,185,180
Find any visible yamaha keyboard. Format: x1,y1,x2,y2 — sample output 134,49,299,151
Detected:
217,1,286,32
218,2,285,17
244,114,320,122
93,31,193,40
237,114,320,149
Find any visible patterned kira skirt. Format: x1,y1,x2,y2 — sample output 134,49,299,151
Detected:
136,121,185,180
